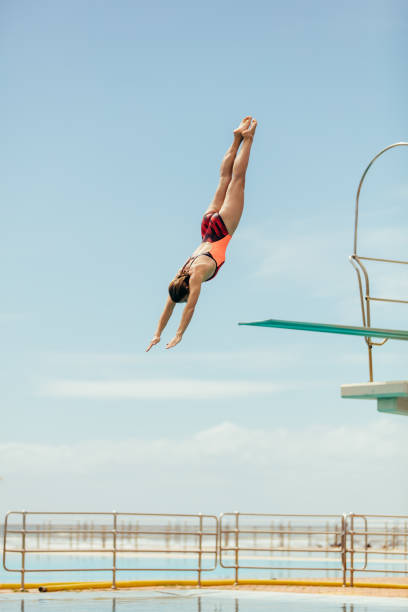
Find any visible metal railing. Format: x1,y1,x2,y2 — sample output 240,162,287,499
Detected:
3,511,408,590
2,511,218,590
345,513,408,586
219,512,347,584
351,141,408,381
219,512,408,587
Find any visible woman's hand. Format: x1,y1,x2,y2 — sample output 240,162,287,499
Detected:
146,335,160,352
166,333,182,349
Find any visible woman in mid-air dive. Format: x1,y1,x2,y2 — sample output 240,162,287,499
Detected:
146,116,257,351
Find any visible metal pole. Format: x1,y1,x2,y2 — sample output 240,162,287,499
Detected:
2,512,9,580
351,143,408,381
198,513,203,587
350,514,354,587
20,511,26,592
234,512,239,585
368,344,374,382
353,142,408,256
341,514,347,586
112,511,117,589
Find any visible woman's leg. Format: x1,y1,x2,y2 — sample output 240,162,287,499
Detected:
219,119,257,235
205,117,251,215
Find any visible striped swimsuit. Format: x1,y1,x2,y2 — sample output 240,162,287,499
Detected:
181,213,232,281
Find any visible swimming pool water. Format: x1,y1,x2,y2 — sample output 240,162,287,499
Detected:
0,590,407,612
6,553,406,584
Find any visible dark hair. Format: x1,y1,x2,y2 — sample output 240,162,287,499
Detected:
168,274,190,303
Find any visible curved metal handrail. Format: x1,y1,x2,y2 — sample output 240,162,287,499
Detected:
353,142,408,255
351,142,408,381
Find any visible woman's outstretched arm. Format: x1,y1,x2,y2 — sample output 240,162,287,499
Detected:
166,276,202,349
146,297,176,351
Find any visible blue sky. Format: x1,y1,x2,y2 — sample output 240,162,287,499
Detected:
1,0,407,515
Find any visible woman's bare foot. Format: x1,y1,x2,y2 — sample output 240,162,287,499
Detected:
233,116,252,137
242,118,257,139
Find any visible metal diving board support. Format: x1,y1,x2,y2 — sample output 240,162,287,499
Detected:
350,141,408,381
341,381,408,416
239,141,408,383
238,319,408,341
239,143,408,414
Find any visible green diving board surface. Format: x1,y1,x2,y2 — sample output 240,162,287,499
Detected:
238,319,408,341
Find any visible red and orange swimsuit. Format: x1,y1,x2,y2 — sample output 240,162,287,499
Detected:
181,213,232,281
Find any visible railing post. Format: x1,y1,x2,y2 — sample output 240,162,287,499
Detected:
215,515,219,572
112,511,117,589
234,511,239,585
2,512,9,581
20,511,27,592
362,515,369,570
198,513,203,587
349,513,354,587
341,514,347,586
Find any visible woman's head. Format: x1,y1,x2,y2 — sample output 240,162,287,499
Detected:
168,274,190,303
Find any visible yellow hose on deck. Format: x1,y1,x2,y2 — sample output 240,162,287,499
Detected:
1,578,408,592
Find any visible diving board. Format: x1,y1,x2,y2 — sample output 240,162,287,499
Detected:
238,143,408,412
238,319,408,341
341,381,408,416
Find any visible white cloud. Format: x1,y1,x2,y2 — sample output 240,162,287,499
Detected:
37,378,301,399
1,420,403,477
1,420,407,514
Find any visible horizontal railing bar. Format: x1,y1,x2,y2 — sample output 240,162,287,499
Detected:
220,547,341,554
6,511,217,519
349,568,408,574
367,297,408,305
117,530,216,536
220,564,343,570
357,256,408,265
4,566,216,573
4,548,216,555
347,550,408,556
4,529,218,537
350,531,408,536
221,513,343,518
3,568,115,573
116,566,217,572
351,514,408,519
0,528,117,533
6,512,116,516
12,545,407,555
10,511,407,520
220,529,341,535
